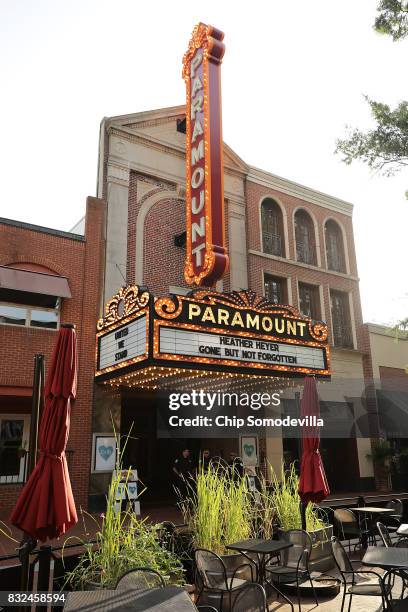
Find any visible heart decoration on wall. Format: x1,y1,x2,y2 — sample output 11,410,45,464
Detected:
244,444,255,457
98,445,114,461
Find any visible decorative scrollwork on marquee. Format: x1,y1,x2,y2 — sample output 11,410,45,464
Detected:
309,321,329,342
97,285,150,330
189,289,302,317
154,295,183,320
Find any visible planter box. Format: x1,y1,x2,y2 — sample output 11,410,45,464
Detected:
279,525,334,572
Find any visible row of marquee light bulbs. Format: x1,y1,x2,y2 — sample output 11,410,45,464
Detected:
101,365,325,395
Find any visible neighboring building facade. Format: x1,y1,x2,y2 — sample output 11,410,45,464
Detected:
0,197,105,513
88,105,375,506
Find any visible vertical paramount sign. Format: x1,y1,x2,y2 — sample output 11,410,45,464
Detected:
182,23,229,287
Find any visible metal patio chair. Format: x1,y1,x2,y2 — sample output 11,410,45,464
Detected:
383,498,404,533
334,507,369,552
265,529,318,612
331,536,391,611
115,567,166,591
231,582,267,611
194,548,254,611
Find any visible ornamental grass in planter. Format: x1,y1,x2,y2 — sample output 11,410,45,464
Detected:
270,463,334,572
178,463,253,557
63,448,184,589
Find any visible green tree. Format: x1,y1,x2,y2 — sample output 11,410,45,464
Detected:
335,98,408,176
336,1,407,179
374,0,408,41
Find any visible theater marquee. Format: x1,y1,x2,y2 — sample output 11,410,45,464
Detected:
182,22,229,287
96,286,331,379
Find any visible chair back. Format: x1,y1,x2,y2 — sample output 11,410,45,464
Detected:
377,521,393,547
331,536,353,575
281,529,312,570
232,583,267,611
333,508,358,538
115,567,165,591
195,548,228,590
386,498,403,518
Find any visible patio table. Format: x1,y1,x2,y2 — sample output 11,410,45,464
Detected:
397,524,408,537
362,545,408,570
226,538,294,608
226,538,293,583
353,507,395,548
63,586,196,611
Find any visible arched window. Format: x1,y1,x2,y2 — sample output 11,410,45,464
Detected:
261,199,285,257
294,210,317,265
325,220,346,273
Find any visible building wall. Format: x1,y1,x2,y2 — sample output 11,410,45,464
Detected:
98,106,373,490
0,197,106,513
366,324,408,380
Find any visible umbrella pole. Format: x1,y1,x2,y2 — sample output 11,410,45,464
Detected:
301,500,307,531
27,354,44,475
19,355,43,599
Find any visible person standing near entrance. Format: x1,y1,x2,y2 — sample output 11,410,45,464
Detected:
199,449,212,472
173,448,195,498
228,452,244,480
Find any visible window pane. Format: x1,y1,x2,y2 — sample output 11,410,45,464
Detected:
330,291,353,348
0,419,24,477
0,304,27,326
264,275,286,304
299,284,320,319
30,309,58,329
261,200,283,256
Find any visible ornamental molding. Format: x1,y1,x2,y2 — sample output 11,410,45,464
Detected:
97,285,151,331
247,168,353,216
107,162,130,185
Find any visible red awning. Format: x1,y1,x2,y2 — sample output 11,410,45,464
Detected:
0,266,71,298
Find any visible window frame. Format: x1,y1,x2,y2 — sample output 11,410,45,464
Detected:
329,289,354,349
324,219,347,273
263,273,288,305
0,300,60,330
298,282,321,320
293,208,319,266
0,414,30,484
260,198,285,258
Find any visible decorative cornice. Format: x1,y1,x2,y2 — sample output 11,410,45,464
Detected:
247,167,354,216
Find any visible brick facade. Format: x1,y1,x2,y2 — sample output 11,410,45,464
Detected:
0,197,106,514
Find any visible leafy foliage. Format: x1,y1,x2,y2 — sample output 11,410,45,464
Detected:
336,98,408,176
367,439,395,465
374,0,408,41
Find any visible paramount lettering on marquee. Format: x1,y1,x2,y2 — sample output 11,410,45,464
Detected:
187,303,308,337
182,22,229,287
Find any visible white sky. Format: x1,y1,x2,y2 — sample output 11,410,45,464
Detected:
0,0,407,325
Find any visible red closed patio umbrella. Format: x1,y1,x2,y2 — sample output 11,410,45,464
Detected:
11,324,78,541
298,376,330,529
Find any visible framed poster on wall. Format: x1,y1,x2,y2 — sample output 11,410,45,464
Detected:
92,434,117,472
240,435,259,467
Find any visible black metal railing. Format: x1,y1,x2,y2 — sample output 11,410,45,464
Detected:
0,449,74,486
262,232,283,257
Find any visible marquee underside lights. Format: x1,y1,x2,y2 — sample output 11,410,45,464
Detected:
182,22,229,286
95,287,331,381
